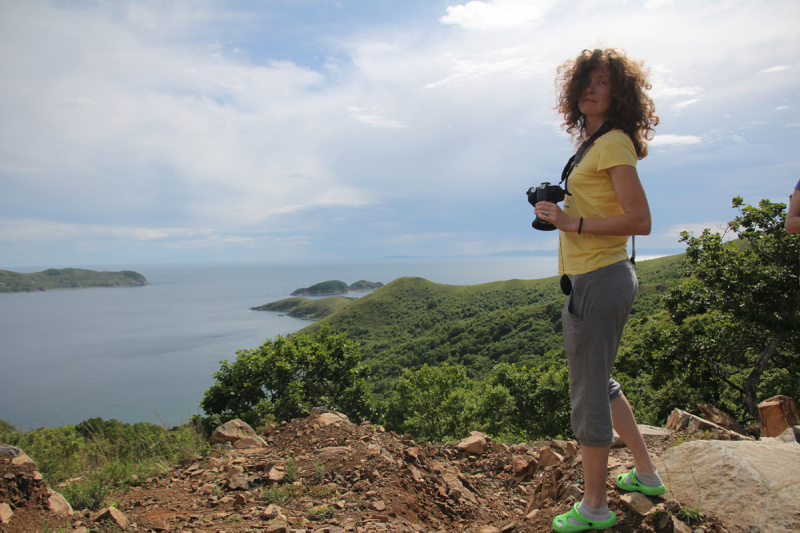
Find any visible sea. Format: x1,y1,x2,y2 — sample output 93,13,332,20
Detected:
0,256,560,431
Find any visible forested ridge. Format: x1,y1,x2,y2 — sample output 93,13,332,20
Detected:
298,254,684,398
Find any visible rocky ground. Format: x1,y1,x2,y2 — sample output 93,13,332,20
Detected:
1,411,730,533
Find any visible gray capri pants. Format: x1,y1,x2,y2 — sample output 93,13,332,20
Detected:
562,259,638,447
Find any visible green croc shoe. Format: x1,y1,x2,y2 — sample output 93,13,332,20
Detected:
615,468,666,496
552,502,617,532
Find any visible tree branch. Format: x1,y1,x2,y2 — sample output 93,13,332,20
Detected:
744,287,800,418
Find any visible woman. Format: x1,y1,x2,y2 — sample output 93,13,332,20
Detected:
535,48,664,532
786,180,800,234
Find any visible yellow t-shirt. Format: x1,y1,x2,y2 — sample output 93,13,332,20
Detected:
558,129,637,275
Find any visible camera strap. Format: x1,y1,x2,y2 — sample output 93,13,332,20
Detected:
559,120,613,193
558,120,613,295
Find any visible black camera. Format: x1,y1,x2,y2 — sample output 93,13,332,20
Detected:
527,182,567,231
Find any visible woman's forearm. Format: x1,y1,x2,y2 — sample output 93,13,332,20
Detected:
563,212,651,236
786,189,800,234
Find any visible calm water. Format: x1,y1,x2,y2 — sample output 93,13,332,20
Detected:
0,257,557,430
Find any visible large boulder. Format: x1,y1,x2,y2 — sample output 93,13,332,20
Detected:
758,395,800,438
665,408,752,440
697,403,746,435
655,432,800,532
456,432,489,456
210,419,264,446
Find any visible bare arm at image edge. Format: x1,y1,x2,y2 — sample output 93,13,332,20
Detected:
786,188,800,234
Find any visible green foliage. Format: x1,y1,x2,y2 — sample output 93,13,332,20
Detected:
650,197,800,419
2,418,208,511
676,506,704,525
0,419,16,433
348,280,383,291
0,268,147,292
670,430,716,448
251,296,356,319
383,362,573,442
261,484,336,507
200,324,373,426
386,364,478,441
300,256,685,398
313,456,325,481
285,455,298,483
489,363,572,440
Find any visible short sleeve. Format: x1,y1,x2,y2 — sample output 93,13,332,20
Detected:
596,131,637,171
795,178,800,190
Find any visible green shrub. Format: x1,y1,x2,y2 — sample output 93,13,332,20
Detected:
2,418,209,511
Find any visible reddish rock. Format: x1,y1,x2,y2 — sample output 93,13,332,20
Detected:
93,507,130,529
620,492,654,516
233,436,266,449
10,451,35,468
47,489,74,516
0,502,13,524
537,447,564,467
369,500,386,511
698,403,746,435
511,455,536,477
210,419,260,446
758,395,800,438
151,519,170,531
267,464,286,482
456,432,488,455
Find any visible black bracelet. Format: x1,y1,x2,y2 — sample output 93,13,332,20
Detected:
578,217,584,234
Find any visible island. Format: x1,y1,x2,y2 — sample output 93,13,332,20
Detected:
0,268,149,293
290,280,383,297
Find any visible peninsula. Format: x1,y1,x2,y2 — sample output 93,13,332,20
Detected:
0,268,149,293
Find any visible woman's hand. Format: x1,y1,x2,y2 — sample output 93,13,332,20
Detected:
534,201,578,232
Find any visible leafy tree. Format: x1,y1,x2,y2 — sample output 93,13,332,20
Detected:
488,362,572,440
384,362,572,442
657,197,800,419
385,364,479,441
200,324,372,427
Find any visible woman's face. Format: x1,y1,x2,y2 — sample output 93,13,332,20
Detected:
578,66,612,121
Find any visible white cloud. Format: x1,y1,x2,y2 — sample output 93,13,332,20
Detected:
667,222,734,240
440,0,554,31
759,65,790,74
650,134,702,146
2,0,800,265
673,98,701,110
423,56,529,88
348,111,409,128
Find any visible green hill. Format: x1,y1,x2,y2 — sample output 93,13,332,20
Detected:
298,254,685,396
0,268,149,293
251,295,357,319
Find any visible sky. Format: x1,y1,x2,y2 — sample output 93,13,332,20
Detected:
1,0,798,268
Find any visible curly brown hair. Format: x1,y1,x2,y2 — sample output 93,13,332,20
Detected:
556,48,658,159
